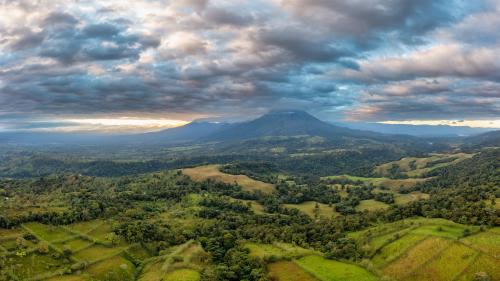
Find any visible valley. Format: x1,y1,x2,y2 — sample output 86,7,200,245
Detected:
0,111,498,281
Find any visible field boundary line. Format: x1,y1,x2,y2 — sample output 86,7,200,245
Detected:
20,223,79,262
135,240,194,280
451,251,481,281
368,226,417,258
292,255,381,281
367,221,418,241
376,234,429,268
456,239,498,260
79,244,133,266
61,225,111,246
397,239,455,280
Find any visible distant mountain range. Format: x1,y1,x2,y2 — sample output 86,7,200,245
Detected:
0,110,498,147
340,122,492,137
202,110,386,142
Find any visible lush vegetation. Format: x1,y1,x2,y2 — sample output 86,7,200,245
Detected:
0,135,498,280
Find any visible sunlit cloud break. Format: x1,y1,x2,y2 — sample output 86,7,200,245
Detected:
0,0,499,132
378,120,500,129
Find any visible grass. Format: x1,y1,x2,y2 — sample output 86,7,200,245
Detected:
373,153,473,178
67,219,104,234
356,200,390,212
86,255,135,280
163,269,200,281
322,174,386,184
295,255,379,281
138,260,164,281
461,230,500,258
322,175,427,190
346,217,498,279
381,237,452,279
284,201,338,218
5,251,65,280
371,234,428,267
0,228,23,240
182,165,275,193
411,224,478,239
394,192,429,205
46,275,88,281
55,238,93,252
23,222,73,242
245,242,316,259
455,254,500,281
234,199,265,214
74,245,126,262
267,261,318,281
137,241,207,281
365,228,413,254
405,243,477,281
87,223,114,241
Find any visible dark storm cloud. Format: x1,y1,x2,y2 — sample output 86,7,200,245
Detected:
257,27,352,62
0,0,498,129
278,0,477,40
9,30,45,50
42,12,79,27
82,23,120,38
34,19,155,63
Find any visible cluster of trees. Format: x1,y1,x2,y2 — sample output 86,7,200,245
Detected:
0,146,498,280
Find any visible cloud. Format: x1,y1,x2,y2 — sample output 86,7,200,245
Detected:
0,0,498,131
341,44,500,83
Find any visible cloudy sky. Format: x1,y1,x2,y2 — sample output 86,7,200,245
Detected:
0,0,499,132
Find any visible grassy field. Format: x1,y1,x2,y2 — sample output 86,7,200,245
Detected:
0,220,139,280
245,242,317,259
23,222,74,242
1,211,496,281
85,255,135,280
55,238,92,252
296,255,379,281
356,200,390,212
284,201,339,218
234,198,266,214
267,261,318,281
394,192,429,205
405,243,477,281
322,175,427,191
182,164,275,193
163,269,200,281
461,229,500,258
137,240,208,281
67,219,105,234
74,245,127,262
455,254,500,281
373,153,473,178
381,237,452,279
371,234,429,267
344,218,497,281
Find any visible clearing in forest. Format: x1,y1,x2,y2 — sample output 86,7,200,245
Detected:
182,164,275,193
295,255,379,281
283,201,339,218
356,199,390,212
373,153,473,178
267,260,318,281
245,242,317,259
